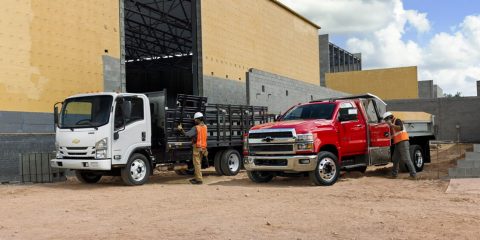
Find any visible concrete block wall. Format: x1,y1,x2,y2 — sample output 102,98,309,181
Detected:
386,97,480,142
449,144,480,178
247,69,347,114
0,134,55,183
0,111,55,182
418,80,434,98
203,75,247,105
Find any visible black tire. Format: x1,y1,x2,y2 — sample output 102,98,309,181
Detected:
121,153,151,186
309,151,340,186
75,170,102,184
247,171,274,183
355,165,368,173
220,149,242,176
214,150,225,175
399,145,424,173
174,170,187,175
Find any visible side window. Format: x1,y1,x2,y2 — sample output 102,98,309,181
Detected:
339,102,358,121
365,100,380,123
123,97,144,125
114,101,124,130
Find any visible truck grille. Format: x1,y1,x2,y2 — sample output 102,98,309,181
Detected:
60,146,95,159
249,131,293,139
254,159,288,166
249,145,293,153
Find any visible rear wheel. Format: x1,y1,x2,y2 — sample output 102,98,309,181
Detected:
309,151,340,186
121,153,151,186
214,150,225,175
75,170,102,184
247,171,274,183
400,145,424,172
220,149,241,176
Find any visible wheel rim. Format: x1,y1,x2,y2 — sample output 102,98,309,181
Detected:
228,154,240,172
130,159,147,181
414,150,423,168
318,157,336,182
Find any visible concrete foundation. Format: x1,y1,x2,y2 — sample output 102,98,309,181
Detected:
449,144,480,178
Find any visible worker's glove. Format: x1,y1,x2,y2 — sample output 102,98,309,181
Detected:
177,124,183,131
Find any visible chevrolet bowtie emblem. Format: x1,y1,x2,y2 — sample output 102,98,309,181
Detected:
262,136,274,142
72,139,80,144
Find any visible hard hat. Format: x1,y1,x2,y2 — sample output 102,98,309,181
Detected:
383,111,393,120
193,112,204,119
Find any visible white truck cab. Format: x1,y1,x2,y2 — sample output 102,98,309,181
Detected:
51,92,153,185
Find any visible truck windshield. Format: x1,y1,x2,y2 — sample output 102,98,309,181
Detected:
282,103,335,121
59,96,113,129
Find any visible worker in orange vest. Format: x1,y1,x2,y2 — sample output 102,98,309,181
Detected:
177,112,208,184
383,112,417,179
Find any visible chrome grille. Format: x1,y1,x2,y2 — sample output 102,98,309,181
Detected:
248,129,296,155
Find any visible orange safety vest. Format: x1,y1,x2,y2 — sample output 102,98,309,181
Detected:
194,124,208,149
391,117,409,144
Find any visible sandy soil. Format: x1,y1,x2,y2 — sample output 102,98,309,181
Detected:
1,144,479,240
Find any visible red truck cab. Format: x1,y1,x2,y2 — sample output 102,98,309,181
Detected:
244,94,393,186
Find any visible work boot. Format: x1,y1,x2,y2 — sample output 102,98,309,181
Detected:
189,179,203,185
409,174,418,180
387,174,398,179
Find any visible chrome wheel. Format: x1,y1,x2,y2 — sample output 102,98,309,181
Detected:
228,154,240,172
130,159,147,182
414,150,423,168
318,157,337,182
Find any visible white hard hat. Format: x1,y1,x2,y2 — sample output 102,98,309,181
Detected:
193,112,204,119
383,111,393,119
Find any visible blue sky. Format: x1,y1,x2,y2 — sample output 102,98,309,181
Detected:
280,0,480,96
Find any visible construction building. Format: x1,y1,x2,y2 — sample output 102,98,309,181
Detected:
418,80,444,99
319,34,362,87
0,0,345,182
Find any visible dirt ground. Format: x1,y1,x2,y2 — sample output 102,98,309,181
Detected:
1,144,480,240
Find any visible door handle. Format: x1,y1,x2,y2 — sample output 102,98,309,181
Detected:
142,132,146,141
354,124,363,128
384,132,390,137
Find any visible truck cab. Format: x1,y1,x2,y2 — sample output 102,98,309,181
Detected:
244,94,432,186
51,92,153,185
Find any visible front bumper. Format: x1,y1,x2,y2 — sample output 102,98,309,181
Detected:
50,159,112,171
244,155,318,172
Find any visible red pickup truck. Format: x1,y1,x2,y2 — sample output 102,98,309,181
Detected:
243,94,434,186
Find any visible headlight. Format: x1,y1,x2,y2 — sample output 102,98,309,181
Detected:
55,142,62,159
296,133,313,142
95,138,108,159
297,143,314,151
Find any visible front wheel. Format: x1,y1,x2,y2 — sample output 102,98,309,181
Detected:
309,151,340,186
75,170,102,184
247,171,274,183
121,153,151,186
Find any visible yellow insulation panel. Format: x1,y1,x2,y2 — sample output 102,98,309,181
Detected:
0,0,120,113
391,111,432,122
201,0,320,85
326,66,419,100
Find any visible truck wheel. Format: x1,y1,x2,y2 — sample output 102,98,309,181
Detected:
220,149,241,176
121,153,151,186
75,170,102,184
309,151,340,186
410,145,424,172
214,150,225,175
247,171,274,183
399,145,424,173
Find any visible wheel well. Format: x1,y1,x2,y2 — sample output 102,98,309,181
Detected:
132,148,153,166
319,144,338,157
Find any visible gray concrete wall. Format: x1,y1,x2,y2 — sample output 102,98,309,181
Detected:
247,69,347,114
433,84,444,98
386,97,480,142
203,75,247,105
477,81,480,97
418,80,434,99
319,34,330,87
0,111,55,182
103,55,122,92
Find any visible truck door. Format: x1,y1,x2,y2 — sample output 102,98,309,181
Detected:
362,99,391,165
337,102,367,156
112,96,150,164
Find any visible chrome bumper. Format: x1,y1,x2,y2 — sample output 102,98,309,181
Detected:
244,155,318,172
50,159,111,171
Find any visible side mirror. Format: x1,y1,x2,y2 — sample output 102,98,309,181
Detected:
54,106,59,125
274,115,281,122
339,108,358,122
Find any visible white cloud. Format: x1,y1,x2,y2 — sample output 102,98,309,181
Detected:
279,0,480,96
